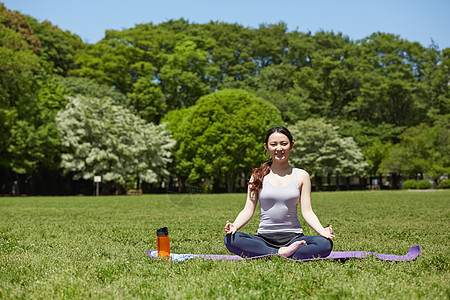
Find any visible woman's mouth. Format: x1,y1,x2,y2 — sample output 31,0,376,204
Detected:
275,152,285,159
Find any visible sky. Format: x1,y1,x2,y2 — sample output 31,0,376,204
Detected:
3,0,450,49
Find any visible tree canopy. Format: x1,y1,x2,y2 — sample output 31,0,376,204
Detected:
1,2,449,194
289,118,367,190
56,95,175,184
381,118,450,181
164,89,283,192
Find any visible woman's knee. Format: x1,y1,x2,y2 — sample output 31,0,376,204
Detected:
224,232,251,255
303,235,333,256
316,236,333,256
224,233,232,246
224,232,245,247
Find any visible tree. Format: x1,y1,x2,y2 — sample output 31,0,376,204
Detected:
127,76,166,124
249,31,359,123
249,64,309,123
58,76,130,107
25,16,83,75
289,118,367,190
0,6,55,174
158,40,210,109
0,3,41,52
71,37,141,94
250,22,289,67
421,47,450,120
380,119,450,182
361,138,395,188
55,95,175,186
164,89,283,192
204,21,256,88
348,33,429,126
0,46,40,168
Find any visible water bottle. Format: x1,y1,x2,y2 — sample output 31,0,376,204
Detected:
156,227,170,259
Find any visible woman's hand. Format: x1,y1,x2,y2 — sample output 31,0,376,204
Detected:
320,225,335,239
224,221,237,234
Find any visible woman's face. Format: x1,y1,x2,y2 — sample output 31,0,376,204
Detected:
264,132,294,162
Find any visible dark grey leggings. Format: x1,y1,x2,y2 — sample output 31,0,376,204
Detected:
224,232,333,259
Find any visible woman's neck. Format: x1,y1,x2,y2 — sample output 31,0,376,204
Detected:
270,161,291,176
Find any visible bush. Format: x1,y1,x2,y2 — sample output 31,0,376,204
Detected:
417,179,432,189
438,179,450,189
402,179,417,190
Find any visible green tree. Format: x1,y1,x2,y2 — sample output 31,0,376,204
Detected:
0,3,40,52
0,6,46,173
421,47,450,120
164,89,283,192
55,95,175,186
289,118,367,190
250,22,289,68
307,31,358,119
127,76,166,123
6,119,60,174
250,31,359,123
249,64,309,123
0,4,86,178
58,76,130,107
158,40,210,109
204,22,256,89
25,16,83,75
0,46,40,168
349,33,429,126
380,120,450,182
362,139,393,177
71,35,141,93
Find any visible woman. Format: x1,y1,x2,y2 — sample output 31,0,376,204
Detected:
224,126,334,259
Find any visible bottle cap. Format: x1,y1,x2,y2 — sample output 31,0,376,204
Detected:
157,227,168,236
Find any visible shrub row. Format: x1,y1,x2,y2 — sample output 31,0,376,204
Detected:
402,179,450,189
402,179,431,190
438,179,450,189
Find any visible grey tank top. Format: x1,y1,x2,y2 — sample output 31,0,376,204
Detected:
257,167,303,235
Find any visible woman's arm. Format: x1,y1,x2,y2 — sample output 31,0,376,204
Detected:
224,184,258,234
298,169,334,239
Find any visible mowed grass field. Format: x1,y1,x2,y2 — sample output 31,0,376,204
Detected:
0,190,449,299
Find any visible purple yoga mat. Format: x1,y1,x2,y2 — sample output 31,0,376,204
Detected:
147,245,421,262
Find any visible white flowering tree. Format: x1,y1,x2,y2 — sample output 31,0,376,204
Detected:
289,118,367,190
55,95,175,187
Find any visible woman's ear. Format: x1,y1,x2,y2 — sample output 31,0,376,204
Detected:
290,141,295,150
264,143,268,151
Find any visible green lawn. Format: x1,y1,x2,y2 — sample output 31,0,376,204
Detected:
1,191,449,299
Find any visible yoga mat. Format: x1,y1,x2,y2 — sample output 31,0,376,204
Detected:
147,245,420,262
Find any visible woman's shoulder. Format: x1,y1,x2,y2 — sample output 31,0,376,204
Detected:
293,167,310,179
292,168,310,187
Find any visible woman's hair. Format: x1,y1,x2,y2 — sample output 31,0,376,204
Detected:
249,126,293,197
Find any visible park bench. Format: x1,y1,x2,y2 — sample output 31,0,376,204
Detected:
126,189,143,196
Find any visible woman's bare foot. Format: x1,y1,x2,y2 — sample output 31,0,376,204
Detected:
278,240,307,258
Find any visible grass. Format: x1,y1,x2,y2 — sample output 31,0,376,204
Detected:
0,190,449,299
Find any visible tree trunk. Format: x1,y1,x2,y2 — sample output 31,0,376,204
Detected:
359,176,365,190
335,173,340,191
315,175,323,191
378,174,383,190
226,173,234,193
212,177,220,193
137,175,141,190
392,173,400,189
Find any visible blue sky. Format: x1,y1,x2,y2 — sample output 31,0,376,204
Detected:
3,0,450,49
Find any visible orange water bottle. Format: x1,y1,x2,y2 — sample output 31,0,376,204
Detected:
156,227,170,259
